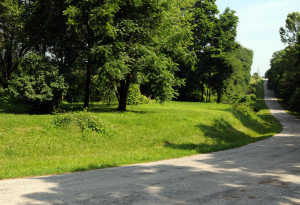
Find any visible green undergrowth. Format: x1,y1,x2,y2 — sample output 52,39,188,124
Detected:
0,83,281,179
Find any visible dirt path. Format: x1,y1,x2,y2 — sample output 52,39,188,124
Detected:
1,79,299,205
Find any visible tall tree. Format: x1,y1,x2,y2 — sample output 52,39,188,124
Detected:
187,0,238,102
223,45,253,101
212,8,238,103
267,12,300,112
99,0,192,111
191,0,219,102
63,0,118,108
0,0,29,89
24,0,90,104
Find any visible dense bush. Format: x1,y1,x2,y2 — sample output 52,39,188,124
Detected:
0,89,14,104
289,88,300,112
9,53,68,113
127,84,149,105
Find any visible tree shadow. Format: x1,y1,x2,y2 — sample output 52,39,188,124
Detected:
59,102,151,114
165,119,259,153
0,102,151,115
0,103,34,114
229,108,278,135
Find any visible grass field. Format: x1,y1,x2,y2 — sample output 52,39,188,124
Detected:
0,81,281,179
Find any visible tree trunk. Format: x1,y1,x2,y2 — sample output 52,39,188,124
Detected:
117,74,131,111
217,90,222,103
201,83,204,102
0,43,12,89
83,57,92,108
83,12,95,108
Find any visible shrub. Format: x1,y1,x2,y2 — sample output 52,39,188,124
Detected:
288,88,300,112
51,112,106,133
233,94,260,112
0,89,14,104
127,84,149,105
9,52,68,113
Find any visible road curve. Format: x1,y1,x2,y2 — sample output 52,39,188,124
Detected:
1,80,300,205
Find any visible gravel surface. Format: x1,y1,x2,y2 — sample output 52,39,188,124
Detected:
1,79,299,205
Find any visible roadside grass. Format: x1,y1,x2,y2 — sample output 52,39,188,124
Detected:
0,82,281,179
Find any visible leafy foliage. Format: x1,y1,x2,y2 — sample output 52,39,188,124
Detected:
266,12,300,113
223,45,254,102
127,84,149,105
0,0,29,89
9,52,68,113
280,12,300,45
183,0,247,103
1,0,254,111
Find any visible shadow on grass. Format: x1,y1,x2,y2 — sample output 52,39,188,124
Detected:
71,163,117,173
224,79,281,136
0,104,34,114
0,102,150,115
165,119,260,153
59,102,151,114
230,108,274,135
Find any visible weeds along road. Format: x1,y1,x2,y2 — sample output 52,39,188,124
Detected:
1,79,300,205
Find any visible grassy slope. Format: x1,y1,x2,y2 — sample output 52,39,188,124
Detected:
0,82,281,179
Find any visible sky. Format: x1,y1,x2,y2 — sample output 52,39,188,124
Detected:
216,0,299,76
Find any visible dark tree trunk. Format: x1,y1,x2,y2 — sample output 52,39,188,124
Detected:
0,53,12,89
83,58,92,108
0,80,8,89
217,90,222,103
0,56,9,89
201,82,204,102
117,74,132,111
83,11,95,108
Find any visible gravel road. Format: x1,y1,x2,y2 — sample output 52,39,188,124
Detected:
1,79,299,205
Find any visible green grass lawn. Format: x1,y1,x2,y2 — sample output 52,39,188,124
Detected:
0,82,281,179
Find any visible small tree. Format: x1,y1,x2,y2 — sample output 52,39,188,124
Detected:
9,52,68,113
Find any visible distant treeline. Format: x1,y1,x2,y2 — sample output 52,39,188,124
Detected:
0,0,254,112
266,12,300,113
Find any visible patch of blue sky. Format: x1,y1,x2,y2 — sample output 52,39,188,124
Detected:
216,0,299,75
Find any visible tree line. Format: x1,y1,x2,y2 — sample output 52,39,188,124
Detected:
266,12,300,113
0,0,254,112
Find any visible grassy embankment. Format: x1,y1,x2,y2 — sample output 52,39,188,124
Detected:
0,80,281,179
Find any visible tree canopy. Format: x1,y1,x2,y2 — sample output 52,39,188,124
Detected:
280,12,300,45
0,0,255,112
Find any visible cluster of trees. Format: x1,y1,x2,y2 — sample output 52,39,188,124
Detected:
266,12,300,112
0,0,253,112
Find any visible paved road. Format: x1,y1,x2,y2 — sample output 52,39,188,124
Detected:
1,80,300,205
